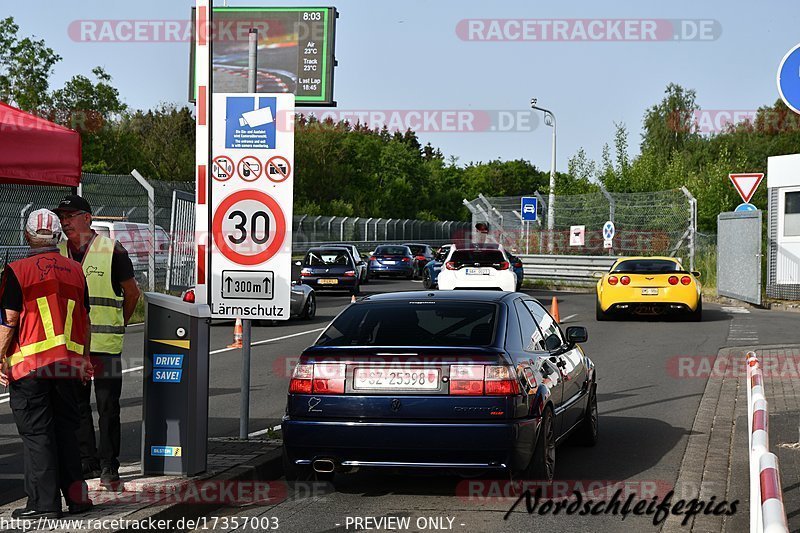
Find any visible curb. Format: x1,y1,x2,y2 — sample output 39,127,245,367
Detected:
109,443,284,533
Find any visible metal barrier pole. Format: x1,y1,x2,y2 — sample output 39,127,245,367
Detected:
239,319,252,439
131,169,156,292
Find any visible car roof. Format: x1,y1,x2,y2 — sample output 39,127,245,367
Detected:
360,290,515,303
307,247,352,253
402,242,430,246
613,256,680,263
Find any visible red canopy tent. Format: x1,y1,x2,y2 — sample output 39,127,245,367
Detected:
0,101,81,187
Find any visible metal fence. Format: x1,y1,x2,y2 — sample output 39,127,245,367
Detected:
464,188,697,269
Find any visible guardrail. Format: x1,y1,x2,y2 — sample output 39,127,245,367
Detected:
518,254,619,285
746,351,789,533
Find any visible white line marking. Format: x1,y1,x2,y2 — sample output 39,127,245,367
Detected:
247,423,282,438
560,313,578,323
210,327,325,355
122,366,144,374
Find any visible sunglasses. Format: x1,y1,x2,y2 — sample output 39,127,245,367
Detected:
57,211,88,221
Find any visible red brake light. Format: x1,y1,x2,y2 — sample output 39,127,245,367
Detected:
681,276,692,285
312,363,346,394
289,363,313,393
620,276,630,285
300,268,312,277
484,366,520,395
496,261,510,270
668,276,679,285
402,257,411,262
344,270,356,277
608,276,618,285
369,256,376,261
182,289,195,303
416,255,425,261
445,261,457,270
450,365,519,396
514,262,523,268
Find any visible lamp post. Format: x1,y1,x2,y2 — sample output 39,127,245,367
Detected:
531,98,556,253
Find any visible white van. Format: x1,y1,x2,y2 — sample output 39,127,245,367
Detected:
90,221,170,276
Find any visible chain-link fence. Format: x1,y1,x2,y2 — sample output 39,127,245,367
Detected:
464,188,698,269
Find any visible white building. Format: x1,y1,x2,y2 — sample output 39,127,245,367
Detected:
767,153,800,300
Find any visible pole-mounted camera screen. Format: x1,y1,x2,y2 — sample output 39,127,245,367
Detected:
189,6,337,106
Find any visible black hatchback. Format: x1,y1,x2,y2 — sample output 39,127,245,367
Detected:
298,247,361,295
282,290,597,481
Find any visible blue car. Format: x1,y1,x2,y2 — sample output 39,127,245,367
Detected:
282,290,597,481
422,244,454,289
368,245,414,279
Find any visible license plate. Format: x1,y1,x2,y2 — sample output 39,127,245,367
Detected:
641,288,659,295
382,260,396,265
353,368,440,390
465,268,490,275
318,278,339,285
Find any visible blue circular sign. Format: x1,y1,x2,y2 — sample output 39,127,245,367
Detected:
735,203,758,212
778,43,800,114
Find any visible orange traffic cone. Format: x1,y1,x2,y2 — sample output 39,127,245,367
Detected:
228,318,243,348
550,296,560,323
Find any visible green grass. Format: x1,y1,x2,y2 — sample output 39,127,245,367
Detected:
129,298,145,324
696,248,717,294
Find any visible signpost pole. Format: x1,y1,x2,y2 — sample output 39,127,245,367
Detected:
238,27,259,440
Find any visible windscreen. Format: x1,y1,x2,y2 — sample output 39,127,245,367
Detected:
376,246,409,256
305,250,352,266
612,259,682,273
316,302,497,346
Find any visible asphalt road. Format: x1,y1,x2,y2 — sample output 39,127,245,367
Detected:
4,279,800,532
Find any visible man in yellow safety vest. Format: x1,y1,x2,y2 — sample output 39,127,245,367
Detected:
54,195,140,489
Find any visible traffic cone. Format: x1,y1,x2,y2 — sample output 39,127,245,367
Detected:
228,318,243,348
550,296,560,323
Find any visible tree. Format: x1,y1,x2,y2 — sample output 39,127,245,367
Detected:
641,83,699,161
0,17,61,112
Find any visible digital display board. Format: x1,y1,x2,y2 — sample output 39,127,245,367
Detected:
190,7,337,106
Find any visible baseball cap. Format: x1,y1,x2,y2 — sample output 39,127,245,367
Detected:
54,194,92,215
26,209,62,237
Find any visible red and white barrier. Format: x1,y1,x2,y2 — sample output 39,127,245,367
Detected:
746,351,789,533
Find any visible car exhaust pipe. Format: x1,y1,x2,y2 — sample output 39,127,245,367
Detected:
313,459,336,473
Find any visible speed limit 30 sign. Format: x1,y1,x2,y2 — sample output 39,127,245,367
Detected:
208,93,294,319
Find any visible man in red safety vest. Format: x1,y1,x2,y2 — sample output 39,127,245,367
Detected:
0,209,93,518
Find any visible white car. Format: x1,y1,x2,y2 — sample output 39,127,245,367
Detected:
436,247,517,292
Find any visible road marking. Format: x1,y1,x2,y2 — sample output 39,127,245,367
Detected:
560,313,577,323
210,327,325,355
722,306,750,314
248,423,282,438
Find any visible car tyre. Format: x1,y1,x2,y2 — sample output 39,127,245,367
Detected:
422,269,433,289
300,292,316,320
577,385,598,446
690,298,702,322
595,299,609,321
525,407,555,481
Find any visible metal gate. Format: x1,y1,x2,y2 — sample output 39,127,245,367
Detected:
717,210,762,305
166,189,196,292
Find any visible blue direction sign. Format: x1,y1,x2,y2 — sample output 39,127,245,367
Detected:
778,43,800,114
521,197,537,221
735,203,758,212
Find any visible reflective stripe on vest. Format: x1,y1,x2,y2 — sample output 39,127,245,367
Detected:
7,297,85,368
59,235,124,354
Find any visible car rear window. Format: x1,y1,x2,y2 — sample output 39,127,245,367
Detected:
305,250,352,266
316,302,497,346
449,250,506,266
405,245,426,255
612,259,682,273
376,246,409,256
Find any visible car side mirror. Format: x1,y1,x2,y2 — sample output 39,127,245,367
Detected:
691,271,701,278
566,326,588,345
294,261,302,266
592,272,604,279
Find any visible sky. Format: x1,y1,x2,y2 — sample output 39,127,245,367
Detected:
6,0,799,173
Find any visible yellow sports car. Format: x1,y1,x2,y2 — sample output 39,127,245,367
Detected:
595,257,702,321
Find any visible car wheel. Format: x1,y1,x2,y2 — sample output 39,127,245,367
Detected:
690,297,702,322
525,407,555,481
300,292,316,320
577,385,598,446
595,299,609,321
422,269,433,289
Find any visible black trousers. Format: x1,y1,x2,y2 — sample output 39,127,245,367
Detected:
9,367,89,512
75,354,122,470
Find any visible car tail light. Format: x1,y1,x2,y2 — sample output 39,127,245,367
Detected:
484,366,520,395
289,363,346,394
402,257,411,262
300,268,312,277
681,276,692,285
289,363,314,393
416,255,426,261
608,276,618,285
344,270,356,277
449,365,484,395
620,276,630,285
449,365,519,396
312,363,346,394
495,261,510,270
445,261,457,270
514,261,523,268
369,256,376,261
182,289,195,303
668,276,679,285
